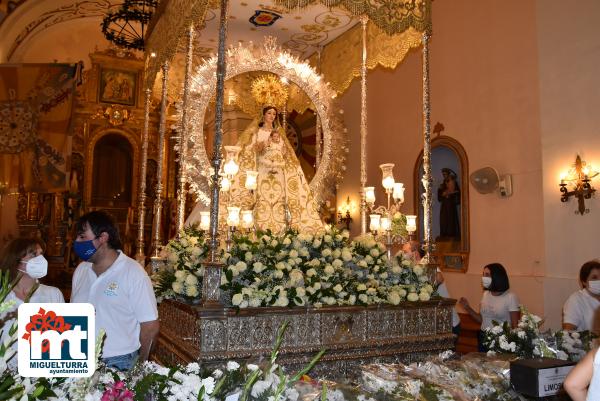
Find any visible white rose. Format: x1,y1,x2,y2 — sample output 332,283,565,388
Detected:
419,292,430,301
271,240,278,247
380,272,388,279
358,260,368,268
407,292,419,302
275,297,289,307
296,287,306,297
245,251,253,261
357,284,367,291
370,248,380,257
322,248,332,257
306,268,317,277
174,270,186,280
289,249,298,258
180,238,188,247
172,282,183,294
324,235,332,243
366,287,376,295
325,296,336,305
253,262,264,273
236,261,247,271
240,300,249,308
249,298,262,307
392,265,402,274
324,265,335,275
232,293,243,306
289,269,304,285
185,274,198,286
348,295,356,305
399,288,407,297
186,285,199,297
274,270,284,279
191,246,202,257
388,291,401,305
313,282,322,290
275,262,286,270
332,259,343,268
332,249,341,258
341,249,353,262
413,266,424,276
221,274,229,285
227,361,240,371
283,237,291,245
313,239,322,248
333,284,343,293
358,294,368,303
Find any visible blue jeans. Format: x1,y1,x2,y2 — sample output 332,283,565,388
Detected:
102,350,139,371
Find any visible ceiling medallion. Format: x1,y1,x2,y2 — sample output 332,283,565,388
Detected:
249,10,282,27
101,0,158,50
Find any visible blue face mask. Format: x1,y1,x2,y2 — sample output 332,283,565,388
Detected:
73,239,97,261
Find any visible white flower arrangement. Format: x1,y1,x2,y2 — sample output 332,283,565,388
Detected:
221,228,433,309
483,306,595,361
152,224,210,302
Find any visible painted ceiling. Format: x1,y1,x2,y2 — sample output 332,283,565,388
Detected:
0,0,357,66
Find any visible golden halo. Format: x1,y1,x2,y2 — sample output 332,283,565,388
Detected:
251,75,288,110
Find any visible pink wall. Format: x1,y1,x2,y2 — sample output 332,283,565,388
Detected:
339,0,547,319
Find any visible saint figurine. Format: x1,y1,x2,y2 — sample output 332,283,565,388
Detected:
437,167,461,240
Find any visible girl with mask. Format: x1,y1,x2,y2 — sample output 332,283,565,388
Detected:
563,260,600,333
0,238,65,365
459,263,520,351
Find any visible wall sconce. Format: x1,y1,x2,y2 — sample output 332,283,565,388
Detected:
337,196,355,230
560,155,598,215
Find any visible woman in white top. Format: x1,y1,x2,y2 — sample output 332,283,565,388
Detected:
563,260,600,333
564,346,600,401
459,263,520,351
0,238,65,367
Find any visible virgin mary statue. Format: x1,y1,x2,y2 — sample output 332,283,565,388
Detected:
224,105,323,234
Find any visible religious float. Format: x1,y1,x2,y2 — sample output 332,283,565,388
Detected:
143,22,457,372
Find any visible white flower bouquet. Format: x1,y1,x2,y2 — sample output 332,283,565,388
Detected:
152,224,210,302
221,228,434,309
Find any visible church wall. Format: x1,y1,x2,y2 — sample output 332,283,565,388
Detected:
536,0,600,329
339,0,547,319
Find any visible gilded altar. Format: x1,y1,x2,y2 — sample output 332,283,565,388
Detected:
153,298,456,378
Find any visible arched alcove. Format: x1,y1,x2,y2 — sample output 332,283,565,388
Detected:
414,135,470,272
91,133,133,207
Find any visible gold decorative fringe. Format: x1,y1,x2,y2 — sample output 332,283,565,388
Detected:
309,23,423,95
274,0,432,36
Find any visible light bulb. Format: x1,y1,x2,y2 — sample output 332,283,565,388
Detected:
406,215,417,233
369,214,381,232
241,210,254,229
393,182,405,202
245,171,258,190
199,212,210,231
221,176,231,192
364,186,376,205
227,206,240,227
224,159,239,176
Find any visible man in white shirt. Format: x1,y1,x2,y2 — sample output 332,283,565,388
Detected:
71,210,159,370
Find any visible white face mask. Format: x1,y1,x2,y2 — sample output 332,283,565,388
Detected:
588,280,600,295
482,276,492,289
19,255,48,279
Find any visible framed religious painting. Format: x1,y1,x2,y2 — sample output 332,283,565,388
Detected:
98,68,137,106
414,135,470,272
